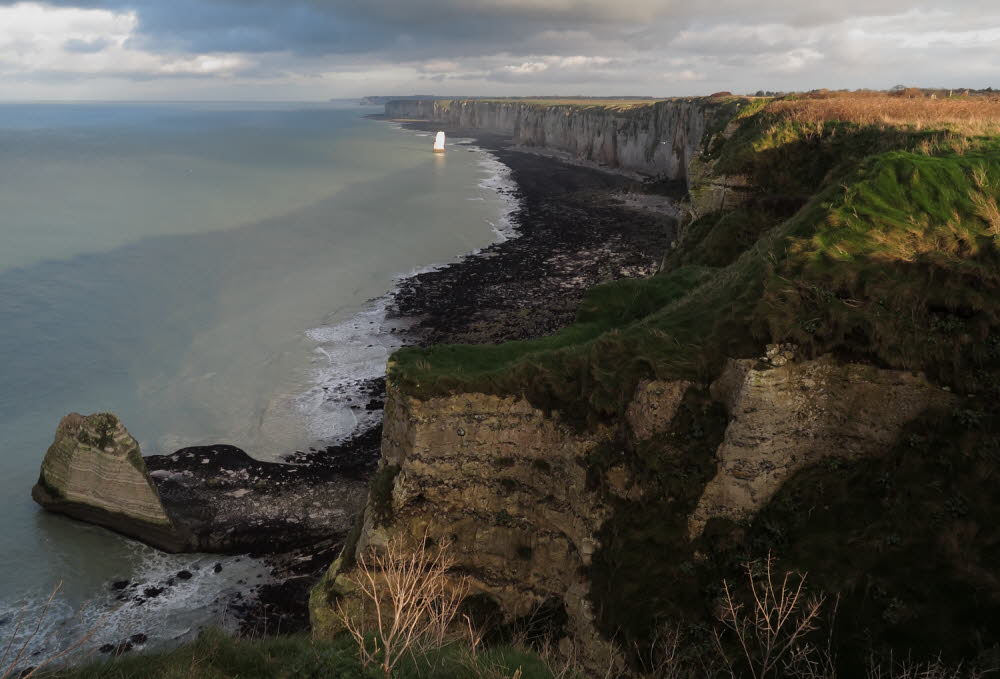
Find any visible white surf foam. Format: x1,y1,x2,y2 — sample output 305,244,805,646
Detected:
0,544,273,670
297,130,522,445
297,297,409,443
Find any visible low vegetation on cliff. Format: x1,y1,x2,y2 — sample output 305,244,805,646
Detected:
393,92,1000,415
386,92,1000,674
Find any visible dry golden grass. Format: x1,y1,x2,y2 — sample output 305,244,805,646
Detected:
769,96,1000,135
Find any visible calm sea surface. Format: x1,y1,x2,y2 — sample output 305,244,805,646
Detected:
0,101,514,655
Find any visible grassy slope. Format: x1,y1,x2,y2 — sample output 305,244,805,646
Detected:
41,629,554,679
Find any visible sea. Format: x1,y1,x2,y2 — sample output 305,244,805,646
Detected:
0,100,516,658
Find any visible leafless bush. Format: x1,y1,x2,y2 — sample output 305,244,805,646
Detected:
713,555,827,679
641,623,685,679
336,532,470,677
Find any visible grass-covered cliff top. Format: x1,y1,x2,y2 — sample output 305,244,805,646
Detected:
408,94,752,116
467,98,665,107
389,92,1000,425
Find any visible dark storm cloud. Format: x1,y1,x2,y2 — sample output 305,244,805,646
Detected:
0,0,962,59
1,0,997,98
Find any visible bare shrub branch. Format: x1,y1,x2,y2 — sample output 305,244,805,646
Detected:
336,532,470,677
713,555,827,679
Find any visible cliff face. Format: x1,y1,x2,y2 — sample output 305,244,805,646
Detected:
313,381,688,665
690,355,956,537
357,387,619,663
385,99,709,183
314,357,951,664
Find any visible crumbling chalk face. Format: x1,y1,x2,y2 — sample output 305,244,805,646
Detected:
688,356,955,537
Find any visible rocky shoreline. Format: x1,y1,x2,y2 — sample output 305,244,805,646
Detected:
384,120,680,345
34,117,680,644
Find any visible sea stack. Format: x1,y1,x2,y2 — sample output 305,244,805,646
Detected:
433,130,445,153
32,413,187,552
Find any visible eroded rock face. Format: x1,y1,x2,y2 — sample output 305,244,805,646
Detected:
333,386,614,663
688,357,956,537
32,413,185,551
376,389,608,622
314,380,693,666
322,357,958,669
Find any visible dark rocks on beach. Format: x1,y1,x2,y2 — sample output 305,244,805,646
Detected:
233,539,343,636
176,570,193,581
384,126,676,346
141,425,379,554
111,580,129,591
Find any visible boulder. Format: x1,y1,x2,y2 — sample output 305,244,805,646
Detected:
32,413,187,552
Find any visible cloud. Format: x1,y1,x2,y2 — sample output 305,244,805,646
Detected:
0,2,254,80
0,0,997,98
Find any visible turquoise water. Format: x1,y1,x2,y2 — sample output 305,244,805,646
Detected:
0,101,514,655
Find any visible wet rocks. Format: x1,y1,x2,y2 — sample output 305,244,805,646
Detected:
145,427,378,553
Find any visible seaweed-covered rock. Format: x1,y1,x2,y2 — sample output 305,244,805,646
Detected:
31,413,186,551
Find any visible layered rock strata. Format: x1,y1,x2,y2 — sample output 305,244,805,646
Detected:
32,413,185,551
688,356,956,537
313,379,691,665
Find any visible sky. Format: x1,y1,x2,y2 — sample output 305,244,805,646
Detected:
0,0,997,100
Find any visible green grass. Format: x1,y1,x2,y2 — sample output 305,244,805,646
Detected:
40,629,557,679
761,145,1000,388
389,265,718,424
390,101,1000,423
